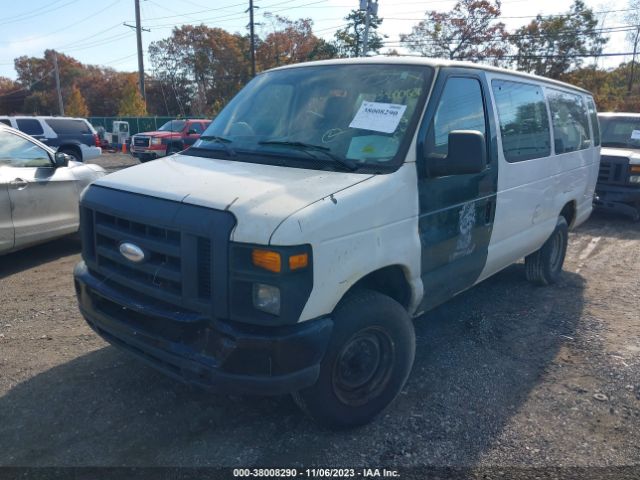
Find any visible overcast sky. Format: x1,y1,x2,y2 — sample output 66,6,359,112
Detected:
0,0,633,80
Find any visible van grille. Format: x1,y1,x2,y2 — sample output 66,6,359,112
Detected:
80,186,237,319
598,156,629,185
94,211,184,301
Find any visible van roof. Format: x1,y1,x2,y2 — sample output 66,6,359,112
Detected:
0,115,90,121
598,112,640,117
266,56,592,95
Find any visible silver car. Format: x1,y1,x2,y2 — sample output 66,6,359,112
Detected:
0,124,105,254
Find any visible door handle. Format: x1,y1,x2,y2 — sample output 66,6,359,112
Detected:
10,178,28,190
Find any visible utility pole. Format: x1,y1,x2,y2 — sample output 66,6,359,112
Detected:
628,26,640,93
360,0,378,57
134,0,146,100
248,0,257,77
53,52,64,116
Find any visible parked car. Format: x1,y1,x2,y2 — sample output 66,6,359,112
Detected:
595,112,640,220
0,124,105,254
73,58,599,427
130,119,211,162
0,116,102,162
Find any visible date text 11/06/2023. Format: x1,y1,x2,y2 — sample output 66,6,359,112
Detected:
232,468,400,478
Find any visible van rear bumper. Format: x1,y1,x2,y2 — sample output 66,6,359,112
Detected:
74,262,332,395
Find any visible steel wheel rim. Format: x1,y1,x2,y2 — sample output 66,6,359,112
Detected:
332,327,395,407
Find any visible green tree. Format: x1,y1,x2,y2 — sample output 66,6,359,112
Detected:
117,76,147,116
65,84,89,117
510,0,607,79
400,0,508,65
334,9,384,57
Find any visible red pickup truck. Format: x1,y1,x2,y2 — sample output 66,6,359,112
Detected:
130,119,211,162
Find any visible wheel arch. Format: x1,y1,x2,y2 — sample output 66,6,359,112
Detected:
58,143,83,160
339,264,414,313
560,200,577,228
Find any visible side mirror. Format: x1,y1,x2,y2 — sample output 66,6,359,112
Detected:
53,152,70,168
428,130,487,177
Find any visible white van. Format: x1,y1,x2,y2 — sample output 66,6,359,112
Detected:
73,58,600,427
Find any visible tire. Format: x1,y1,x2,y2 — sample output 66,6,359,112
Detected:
59,148,81,162
525,216,569,286
292,289,415,429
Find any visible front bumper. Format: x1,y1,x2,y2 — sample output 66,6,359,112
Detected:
130,146,167,159
74,262,332,395
594,185,640,218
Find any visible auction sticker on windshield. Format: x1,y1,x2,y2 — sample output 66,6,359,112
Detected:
349,101,407,134
631,130,640,140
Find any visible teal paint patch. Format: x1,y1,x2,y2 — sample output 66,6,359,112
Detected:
415,68,499,311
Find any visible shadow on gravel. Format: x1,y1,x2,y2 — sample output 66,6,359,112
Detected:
0,265,585,467
0,237,80,280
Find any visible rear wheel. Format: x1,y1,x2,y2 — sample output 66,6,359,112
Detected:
59,147,81,162
525,216,568,285
292,289,415,429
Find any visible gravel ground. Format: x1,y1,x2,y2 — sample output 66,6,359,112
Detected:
0,152,638,470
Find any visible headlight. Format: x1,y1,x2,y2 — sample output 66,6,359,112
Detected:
151,138,162,145
253,283,281,315
630,175,640,184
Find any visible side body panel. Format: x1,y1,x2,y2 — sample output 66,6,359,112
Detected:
270,162,423,322
479,73,600,281
10,165,80,248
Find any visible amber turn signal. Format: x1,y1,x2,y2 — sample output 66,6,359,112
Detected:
630,165,640,174
289,253,309,271
252,249,281,272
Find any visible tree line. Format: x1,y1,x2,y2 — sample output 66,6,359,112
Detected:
0,0,638,118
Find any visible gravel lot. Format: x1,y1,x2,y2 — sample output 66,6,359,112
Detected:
0,153,639,470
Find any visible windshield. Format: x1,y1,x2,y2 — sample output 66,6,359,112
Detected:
158,120,186,132
189,64,433,172
599,116,640,150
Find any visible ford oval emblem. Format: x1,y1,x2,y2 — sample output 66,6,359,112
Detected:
119,242,145,263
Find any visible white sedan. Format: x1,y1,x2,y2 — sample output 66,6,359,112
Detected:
0,124,105,254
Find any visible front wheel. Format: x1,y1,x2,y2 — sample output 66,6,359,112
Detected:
292,289,415,429
525,216,569,285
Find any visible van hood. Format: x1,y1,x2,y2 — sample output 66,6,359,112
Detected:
601,147,640,164
95,153,374,243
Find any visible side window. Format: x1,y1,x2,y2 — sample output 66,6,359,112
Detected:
16,118,44,136
0,119,10,126
0,130,51,168
426,77,486,158
492,79,551,162
547,89,591,153
188,123,203,134
45,119,91,134
586,97,600,146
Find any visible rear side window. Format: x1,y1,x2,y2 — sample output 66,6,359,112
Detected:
586,98,600,146
491,79,551,162
547,89,591,153
16,118,44,136
0,119,10,126
426,77,486,157
45,119,91,135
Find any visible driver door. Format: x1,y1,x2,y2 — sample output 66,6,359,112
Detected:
0,129,79,248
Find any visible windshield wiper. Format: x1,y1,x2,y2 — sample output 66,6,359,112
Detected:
199,135,237,157
258,140,358,171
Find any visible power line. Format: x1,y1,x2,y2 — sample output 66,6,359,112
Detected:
0,0,79,27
